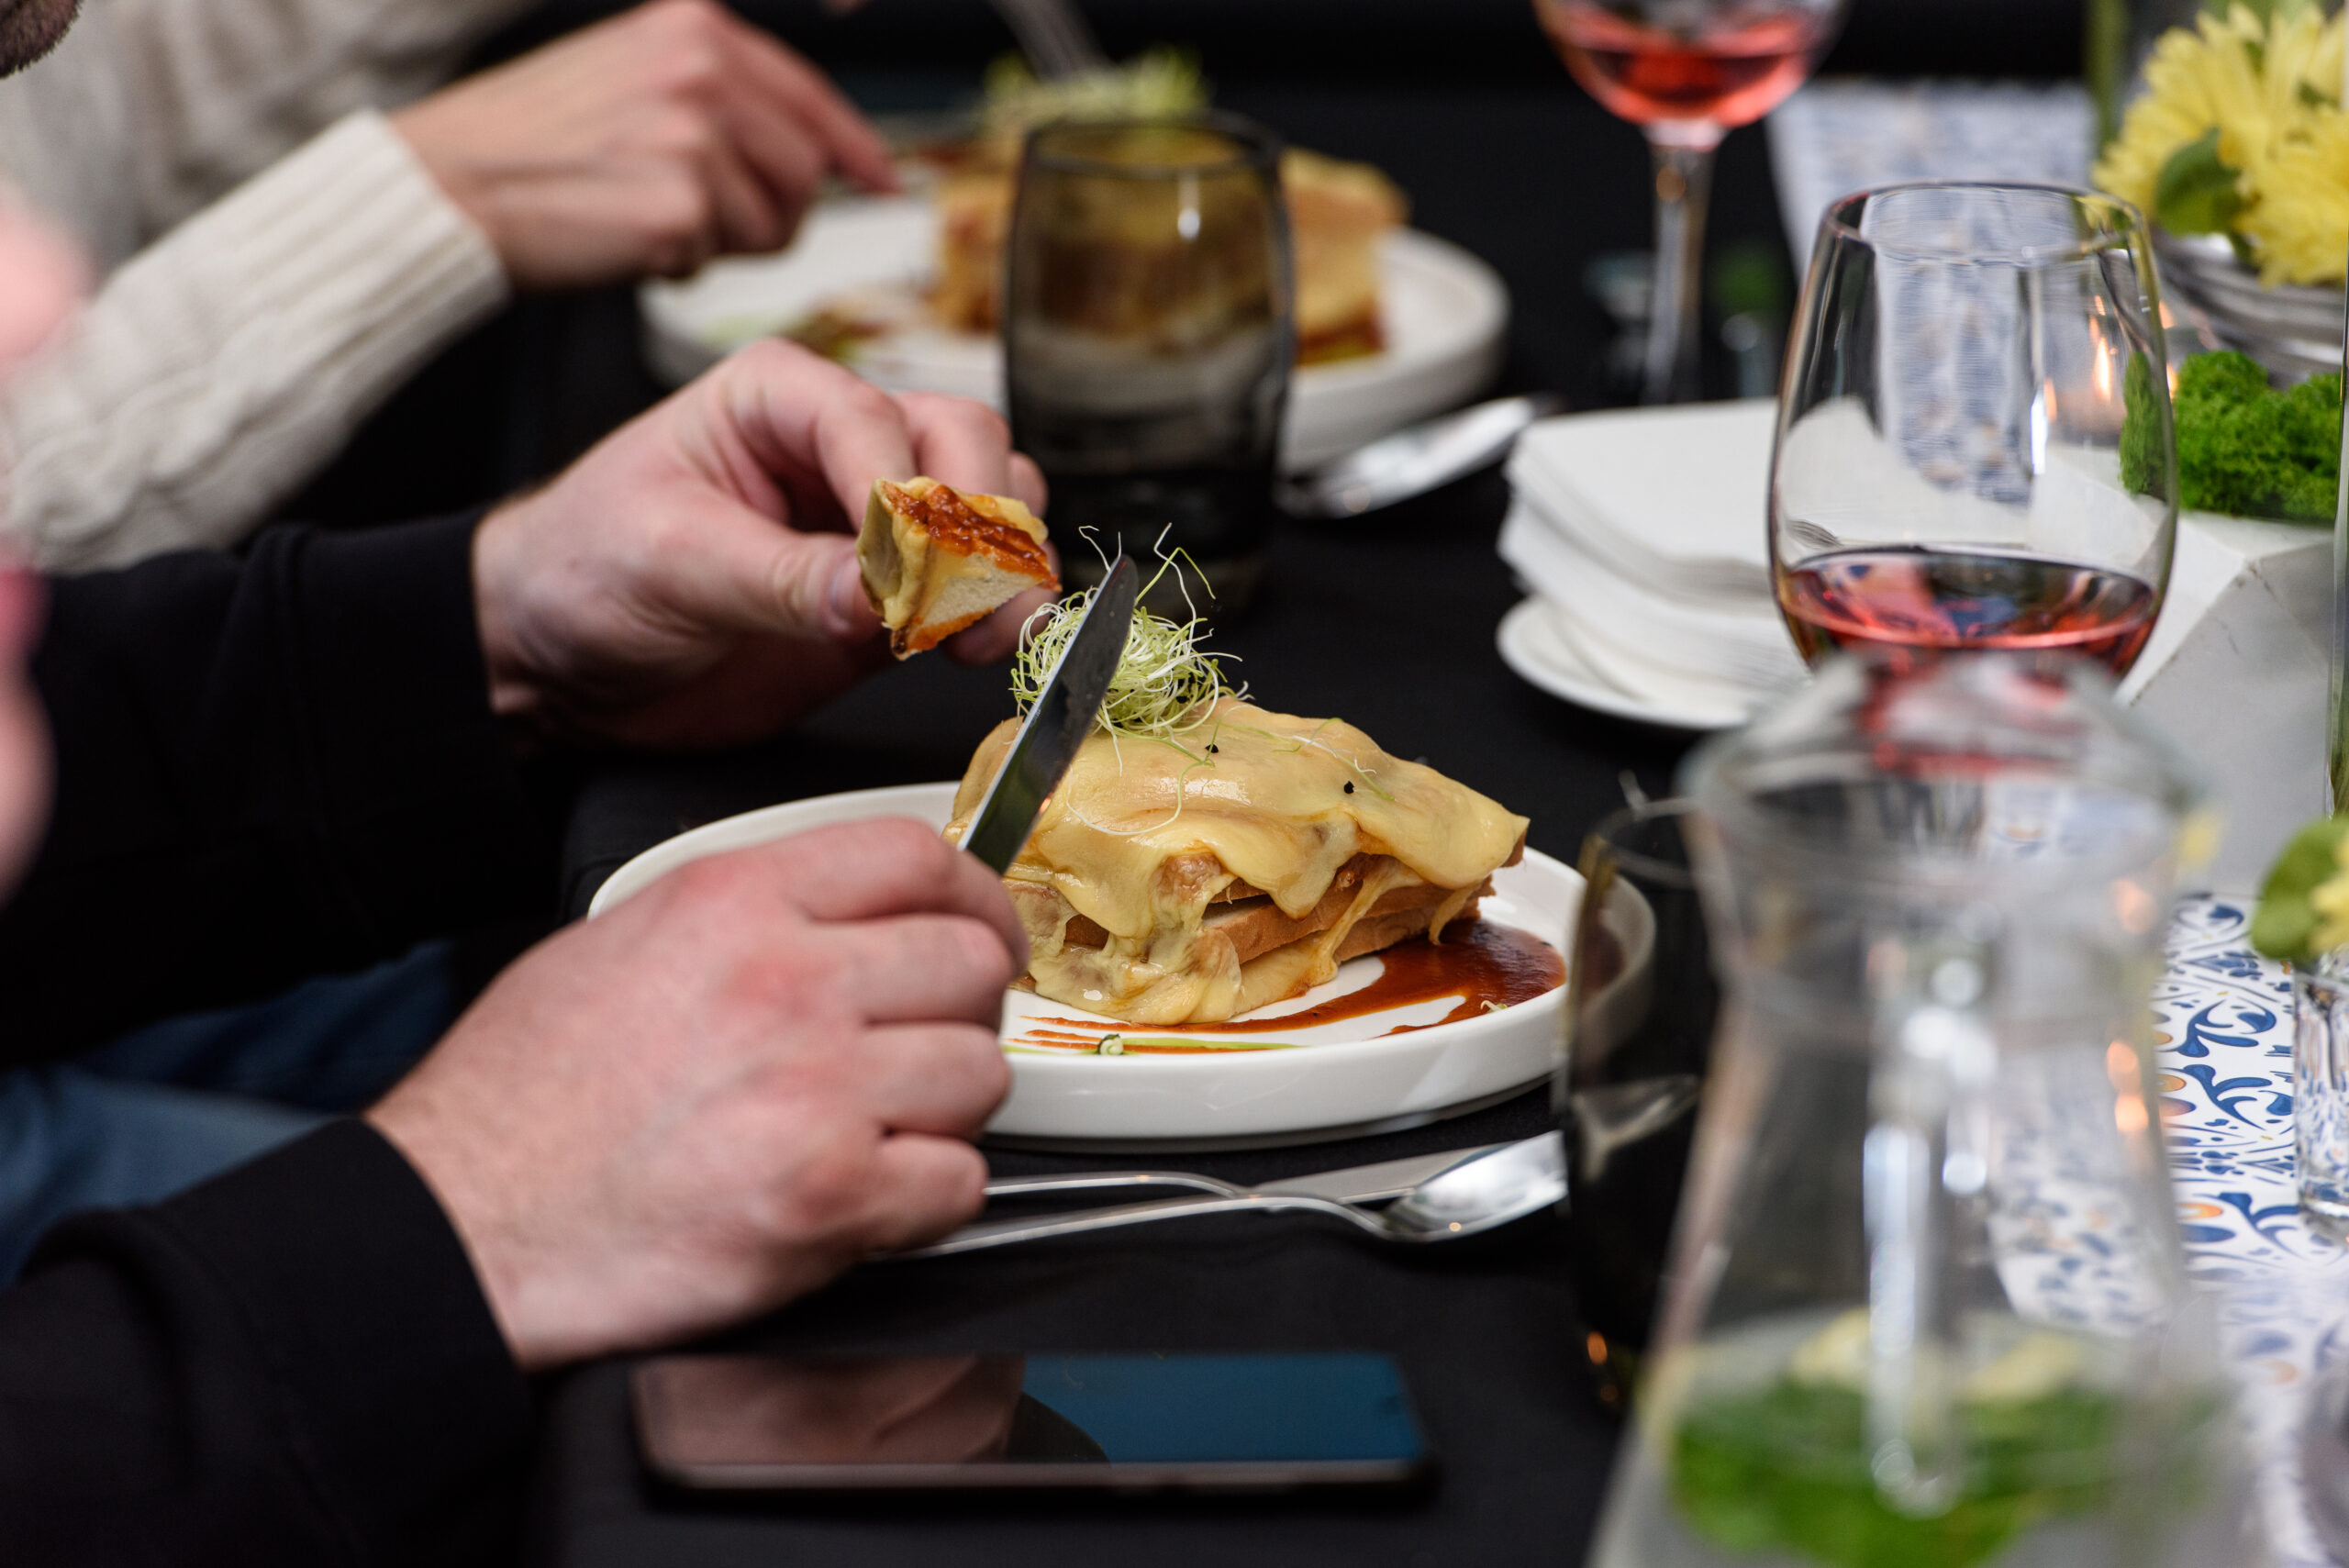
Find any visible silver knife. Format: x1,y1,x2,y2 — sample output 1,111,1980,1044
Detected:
959,556,1140,873
980,1142,1508,1206
904,1138,1548,1258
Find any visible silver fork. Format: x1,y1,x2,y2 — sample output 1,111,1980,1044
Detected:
986,0,1109,80
982,1143,1512,1207
985,1170,1243,1199
912,1136,1566,1258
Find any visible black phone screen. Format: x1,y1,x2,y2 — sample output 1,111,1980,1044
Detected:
633,1350,1431,1492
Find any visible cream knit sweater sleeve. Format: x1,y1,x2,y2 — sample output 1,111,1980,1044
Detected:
0,111,509,571
68,0,540,240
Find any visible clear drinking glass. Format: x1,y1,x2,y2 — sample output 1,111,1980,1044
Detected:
2294,953,2349,1239
1586,654,2264,1568
1558,799,1720,1417
1003,115,1292,612
1534,0,1849,404
1772,183,2178,677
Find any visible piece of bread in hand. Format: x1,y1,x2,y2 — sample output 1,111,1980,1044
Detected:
858,478,1058,658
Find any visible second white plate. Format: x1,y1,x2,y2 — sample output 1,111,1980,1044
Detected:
638,195,1508,472
590,782,1576,1150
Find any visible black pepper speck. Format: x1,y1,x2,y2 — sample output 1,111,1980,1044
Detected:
1344,781,1355,794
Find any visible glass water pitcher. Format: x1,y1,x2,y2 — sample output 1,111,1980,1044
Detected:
1585,655,2266,1568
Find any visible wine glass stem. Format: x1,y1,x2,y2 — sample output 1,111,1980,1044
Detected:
1642,137,1718,406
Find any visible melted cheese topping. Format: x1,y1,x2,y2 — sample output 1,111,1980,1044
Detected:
946,699,1528,1023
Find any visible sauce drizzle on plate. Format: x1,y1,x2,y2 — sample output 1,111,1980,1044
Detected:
1011,920,1564,1053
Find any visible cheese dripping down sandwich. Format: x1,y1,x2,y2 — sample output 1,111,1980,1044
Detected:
859,478,1058,658
944,696,1529,1025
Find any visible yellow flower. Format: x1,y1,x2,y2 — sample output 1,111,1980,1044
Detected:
2091,3,2349,286
2241,111,2349,284
2308,829,2349,954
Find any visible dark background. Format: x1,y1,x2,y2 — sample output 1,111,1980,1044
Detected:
284,0,2088,527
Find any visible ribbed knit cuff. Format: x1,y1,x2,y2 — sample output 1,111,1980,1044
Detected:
2,110,509,570
212,108,508,418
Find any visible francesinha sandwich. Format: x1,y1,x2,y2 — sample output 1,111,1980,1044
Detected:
859,478,1059,658
944,593,1527,1025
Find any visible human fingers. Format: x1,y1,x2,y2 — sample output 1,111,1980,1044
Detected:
896,392,1018,496
730,21,899,193
840,1023,1009,1136
1007,452,1048,516
690,124,789,257
852,1133,989,1254
818,914,1018,1027
717,88,826,248
708,340,919,526
756,818,1027,957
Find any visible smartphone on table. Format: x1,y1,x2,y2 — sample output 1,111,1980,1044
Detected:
633,1349,1433,1494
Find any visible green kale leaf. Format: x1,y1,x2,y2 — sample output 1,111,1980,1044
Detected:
2154,129,2245,237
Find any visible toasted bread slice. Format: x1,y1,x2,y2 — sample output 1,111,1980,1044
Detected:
1229,898,1481,1017
860,478,1058,658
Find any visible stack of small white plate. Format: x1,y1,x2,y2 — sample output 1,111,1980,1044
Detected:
1495,399,1806,731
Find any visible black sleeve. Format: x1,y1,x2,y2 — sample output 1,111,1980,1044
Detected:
0,516,552,1062
0,1118,533,1565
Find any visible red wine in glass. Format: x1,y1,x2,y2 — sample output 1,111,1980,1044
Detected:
1534,0,1831,128
1778,546,2160,676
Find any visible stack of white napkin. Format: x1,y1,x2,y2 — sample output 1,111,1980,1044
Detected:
1497,399,1808,719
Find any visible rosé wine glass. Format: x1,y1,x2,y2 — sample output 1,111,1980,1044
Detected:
1534,0,1847,404
1770,183,2177,679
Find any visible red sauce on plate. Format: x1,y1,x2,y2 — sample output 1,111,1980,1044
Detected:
1014,919,1564,1052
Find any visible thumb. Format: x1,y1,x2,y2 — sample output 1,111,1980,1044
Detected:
667,495,882,645
757,528,882,644
804,542,883,642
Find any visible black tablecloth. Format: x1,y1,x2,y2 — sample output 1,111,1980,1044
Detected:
526,30,1791,1566
537,456,1709,1563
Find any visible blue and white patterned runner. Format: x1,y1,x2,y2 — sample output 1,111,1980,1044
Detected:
2158,895,2349,1567
1768,81,2097,272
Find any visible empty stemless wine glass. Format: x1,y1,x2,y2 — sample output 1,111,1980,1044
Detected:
1004,115,1293,614
1771,183,2178,678
1557,798,1720,1418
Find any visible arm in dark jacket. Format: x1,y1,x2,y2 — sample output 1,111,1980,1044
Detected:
0,515,551,1062
0,1119,533,1565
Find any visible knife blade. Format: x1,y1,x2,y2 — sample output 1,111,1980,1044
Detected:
959,557,1139,873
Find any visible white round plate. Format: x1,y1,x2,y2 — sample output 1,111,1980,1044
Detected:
1497,595,1758,732
589,782,1577,1150
638,195,1508,472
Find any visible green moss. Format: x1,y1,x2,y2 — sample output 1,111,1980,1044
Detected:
2150,350,2343,523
